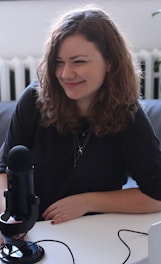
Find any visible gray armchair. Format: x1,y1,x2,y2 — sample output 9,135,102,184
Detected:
0,101,16,147
140,99,161,148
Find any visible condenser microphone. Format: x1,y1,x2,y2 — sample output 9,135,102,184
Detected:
0,145,44,263
4,145,34,221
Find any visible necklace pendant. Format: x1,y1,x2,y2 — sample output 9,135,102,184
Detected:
73,128,91,168
78,147,83,155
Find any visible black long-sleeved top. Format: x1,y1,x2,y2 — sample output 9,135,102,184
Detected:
1,82,161,220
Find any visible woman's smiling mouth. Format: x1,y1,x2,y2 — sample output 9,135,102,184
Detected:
64,81,85,88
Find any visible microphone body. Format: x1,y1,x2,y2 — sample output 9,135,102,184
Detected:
3,145,35,222
0,145,40,236
6,166,34,221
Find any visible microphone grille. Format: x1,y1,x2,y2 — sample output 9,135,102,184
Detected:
7,145,33,171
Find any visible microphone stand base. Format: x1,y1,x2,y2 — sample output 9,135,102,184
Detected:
0,241,44,264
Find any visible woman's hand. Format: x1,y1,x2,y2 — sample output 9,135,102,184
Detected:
42,194,88,224
0,216,27,247
0,232,26,248
0,233,4,247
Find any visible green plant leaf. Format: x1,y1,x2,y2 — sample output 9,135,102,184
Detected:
152,9,161,17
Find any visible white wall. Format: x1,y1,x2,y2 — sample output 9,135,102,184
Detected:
0,0,161,59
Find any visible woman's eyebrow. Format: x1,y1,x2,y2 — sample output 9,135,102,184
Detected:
57,55,88,59
70,55,88,59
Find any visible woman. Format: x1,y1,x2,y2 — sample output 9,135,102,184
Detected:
0,5,161,226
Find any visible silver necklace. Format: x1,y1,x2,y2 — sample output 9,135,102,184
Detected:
73,128,91,168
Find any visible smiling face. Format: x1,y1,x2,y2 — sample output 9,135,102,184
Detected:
55,34,111,116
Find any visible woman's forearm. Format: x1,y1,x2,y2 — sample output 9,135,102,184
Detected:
42,188,161,224
84,188,161,214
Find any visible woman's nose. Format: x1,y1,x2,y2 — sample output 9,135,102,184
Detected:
61,64,76,79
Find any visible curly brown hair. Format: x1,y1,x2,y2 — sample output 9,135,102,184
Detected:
37,5,140,136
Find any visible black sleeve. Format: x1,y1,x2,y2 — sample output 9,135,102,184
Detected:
0,81,40,173
126,106,161,200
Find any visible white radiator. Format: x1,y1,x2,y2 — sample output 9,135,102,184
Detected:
134,49,161,99
0,56,40,101
0,50,161,101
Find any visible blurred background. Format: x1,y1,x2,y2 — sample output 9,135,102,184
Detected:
0,0,161,100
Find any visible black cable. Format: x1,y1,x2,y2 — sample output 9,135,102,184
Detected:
0,238,75,264
35,239,75,264
117,229,148,264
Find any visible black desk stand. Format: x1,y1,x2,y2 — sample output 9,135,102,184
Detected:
0,195,44,263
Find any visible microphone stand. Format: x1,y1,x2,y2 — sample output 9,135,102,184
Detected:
0,194,44,263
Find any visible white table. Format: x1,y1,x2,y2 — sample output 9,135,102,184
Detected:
22,212,161,264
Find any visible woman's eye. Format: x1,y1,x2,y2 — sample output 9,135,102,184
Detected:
74,60,86,64
56,60,64,65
